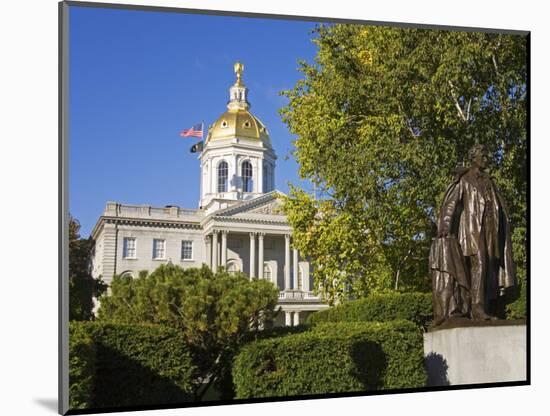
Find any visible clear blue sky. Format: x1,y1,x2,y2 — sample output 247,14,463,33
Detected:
69,5,320,237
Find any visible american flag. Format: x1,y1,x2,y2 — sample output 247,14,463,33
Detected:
180,123,203,138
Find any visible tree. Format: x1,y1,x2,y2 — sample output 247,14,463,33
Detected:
69,215,107,321
96,264,280,400
280,25,527,308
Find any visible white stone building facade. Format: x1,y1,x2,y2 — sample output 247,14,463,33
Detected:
91,62,328,326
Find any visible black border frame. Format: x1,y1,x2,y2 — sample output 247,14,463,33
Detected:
59,1,531,414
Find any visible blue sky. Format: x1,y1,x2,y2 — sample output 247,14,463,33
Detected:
69,5,320,237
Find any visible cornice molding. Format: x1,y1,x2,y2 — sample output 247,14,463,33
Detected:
101,216,202,230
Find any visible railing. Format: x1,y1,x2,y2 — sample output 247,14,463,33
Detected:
278,290,321,301
105,202,201,220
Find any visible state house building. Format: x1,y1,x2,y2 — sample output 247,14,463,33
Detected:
90,63,328,326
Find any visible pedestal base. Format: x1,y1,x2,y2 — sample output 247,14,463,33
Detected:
424,322,527,386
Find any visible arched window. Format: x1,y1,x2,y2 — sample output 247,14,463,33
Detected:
227,260,240,274
120,270,134,279
242,161,253,193
263,263,272,281
218,161,228,193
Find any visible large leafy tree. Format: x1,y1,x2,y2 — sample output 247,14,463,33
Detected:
69,215,107,320
97,264,280,400
281,25,527,308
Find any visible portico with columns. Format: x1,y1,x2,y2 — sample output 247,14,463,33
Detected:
90,62,328,326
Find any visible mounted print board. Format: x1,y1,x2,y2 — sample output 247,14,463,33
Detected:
59,1,529,414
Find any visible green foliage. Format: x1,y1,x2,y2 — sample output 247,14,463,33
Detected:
505,226,527,319
233,320,426,398
69,322,96,409
307,292,433,329
69,321,196,410
69,215,107,321
97,264,280,400
281,25,527,304
283,188,394,305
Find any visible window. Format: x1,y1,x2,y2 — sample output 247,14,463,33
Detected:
181,240,193,260
153,239,166,259
123,237,136,259
242,161,252,193
298,268,303,290
263,264,272,281
218,161,228,193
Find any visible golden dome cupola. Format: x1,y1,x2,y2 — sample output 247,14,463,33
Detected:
206,62,271,145
199,62,277,212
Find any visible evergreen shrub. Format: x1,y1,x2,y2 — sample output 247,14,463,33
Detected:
69,322,96,409
233,320,426,399
69,322,196,410
307,292,432,329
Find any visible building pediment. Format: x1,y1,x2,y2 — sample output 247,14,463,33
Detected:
211,190,286,218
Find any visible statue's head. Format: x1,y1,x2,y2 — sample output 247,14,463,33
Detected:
468,143,489,170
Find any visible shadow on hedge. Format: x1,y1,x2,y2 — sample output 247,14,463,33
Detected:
350,340,387,390
424,352,450,387
91,345,193,409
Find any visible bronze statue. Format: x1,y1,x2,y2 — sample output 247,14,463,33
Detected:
430,144,516,325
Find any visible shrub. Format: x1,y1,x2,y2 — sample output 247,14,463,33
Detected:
98,264,279,401
68,322,197,410
233,320,426,399
69,322,96,409
307,292,432,329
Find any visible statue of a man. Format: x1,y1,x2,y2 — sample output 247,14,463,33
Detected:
430,144,516,325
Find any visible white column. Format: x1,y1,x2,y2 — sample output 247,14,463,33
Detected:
259,160,264,193
284,234,291,290
205,235,212,268
293,248,299,290
221,230,228,267
254,159,259,193
207,158,212,195
304,263,310,292
212,230,218,273
232,155,238,192
271,162,275,192
285,311,293,327
258,233,265,279
293,311,300,326
249,232,256,278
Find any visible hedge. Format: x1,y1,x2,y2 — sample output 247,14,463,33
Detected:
233,320,426,399
307,292,433,329
69,322,196,410
69,322,96,409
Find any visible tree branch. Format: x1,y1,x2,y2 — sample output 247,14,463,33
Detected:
448,80,467,122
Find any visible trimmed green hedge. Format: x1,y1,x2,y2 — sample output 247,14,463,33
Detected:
233,320,426,399
307,292,433,328
69,322,96,409
69,322,196,410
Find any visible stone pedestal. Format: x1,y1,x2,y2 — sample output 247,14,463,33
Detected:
424,322,527,386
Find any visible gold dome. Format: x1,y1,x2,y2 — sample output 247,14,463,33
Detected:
206,61,271,146
207,108,270,144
